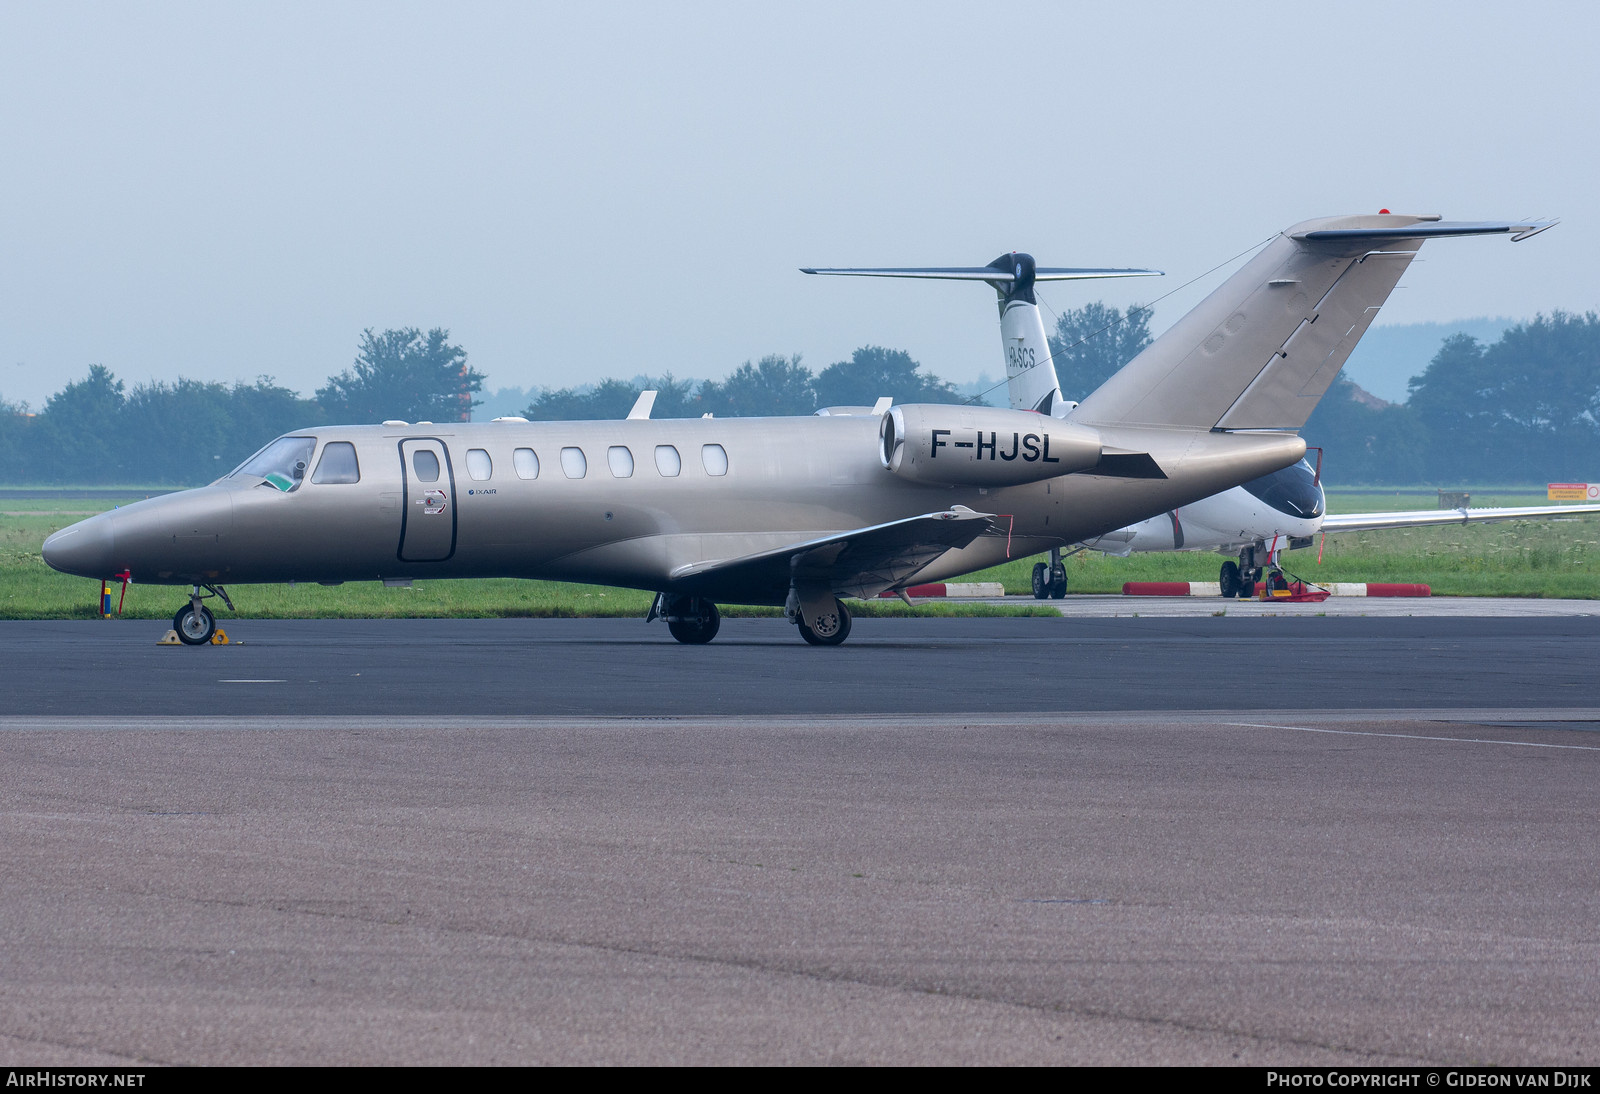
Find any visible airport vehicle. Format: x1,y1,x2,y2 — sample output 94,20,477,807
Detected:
42,213,1549,643
810,222,1585,600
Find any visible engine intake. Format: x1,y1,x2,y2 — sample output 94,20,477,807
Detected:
879,405,1103,487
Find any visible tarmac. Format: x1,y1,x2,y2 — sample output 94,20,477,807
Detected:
4,607,1600,1065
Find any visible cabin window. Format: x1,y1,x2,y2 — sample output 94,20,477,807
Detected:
561,447,587,479
701,443,728,476
513,447,539,479
607,446,634,478
466,448,493,481
654,445,681,477
233,435,316,492
311,441,360,484
412,450,441,482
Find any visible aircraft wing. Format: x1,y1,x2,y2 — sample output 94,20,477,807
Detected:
801,265,1160,281
668,507,996,601
1321,503,1600,534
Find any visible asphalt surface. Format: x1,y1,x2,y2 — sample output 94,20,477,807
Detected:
7,614,1600,715
6,614,1600,1065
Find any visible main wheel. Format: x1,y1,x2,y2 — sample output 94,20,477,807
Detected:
797,598,852,646
173,603,216,645
1219,560,1241,598
1031,562,1049,600
1048,564,1067,599
666,598,720,644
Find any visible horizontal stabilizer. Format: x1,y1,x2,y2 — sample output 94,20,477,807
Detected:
801,265,1160,282
1071,212,1555,433
1294,219,1557,244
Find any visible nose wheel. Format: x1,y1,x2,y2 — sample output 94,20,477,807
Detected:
171,584,234,645
1224,548,1271,599
173,603,216,645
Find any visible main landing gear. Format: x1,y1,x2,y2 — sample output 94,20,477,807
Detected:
650,594,721,644
786,585,852,646
795,596,851,646
1031,547,1068,600
173,584,234,645
648,588,856,645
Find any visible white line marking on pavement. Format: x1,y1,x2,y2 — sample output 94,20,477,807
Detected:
1225,721,1600,752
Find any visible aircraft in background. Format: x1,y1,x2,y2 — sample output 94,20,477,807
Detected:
1077,459,1600,596
44,213,1550,643
809,220,1583,599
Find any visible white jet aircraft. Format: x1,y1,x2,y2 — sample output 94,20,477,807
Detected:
806,221,1590,600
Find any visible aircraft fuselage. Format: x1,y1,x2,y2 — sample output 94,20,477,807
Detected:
43,413,1305,605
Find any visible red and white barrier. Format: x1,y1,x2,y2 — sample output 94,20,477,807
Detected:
877,582,1006,599
1121,581,1430,598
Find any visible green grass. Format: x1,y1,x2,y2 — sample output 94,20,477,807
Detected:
965,488,1600,598
0,502,1057,621
6,488,1599,620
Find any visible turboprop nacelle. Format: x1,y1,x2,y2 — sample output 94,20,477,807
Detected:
879,404,1102,487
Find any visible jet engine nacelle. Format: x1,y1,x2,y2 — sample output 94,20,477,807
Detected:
879,404,1103,487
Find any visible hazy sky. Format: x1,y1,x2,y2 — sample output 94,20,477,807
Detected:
2,1,1595,410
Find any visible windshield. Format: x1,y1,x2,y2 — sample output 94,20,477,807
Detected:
231,436,316,492
1241,459,1325,520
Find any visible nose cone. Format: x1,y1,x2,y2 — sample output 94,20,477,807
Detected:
42,514,118,579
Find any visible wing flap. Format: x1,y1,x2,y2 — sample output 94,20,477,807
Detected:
669,507,996,601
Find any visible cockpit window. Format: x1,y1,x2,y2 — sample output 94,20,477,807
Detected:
412,450,441,482
1242,459,1325,520
311,441,360,484
232,435,316,492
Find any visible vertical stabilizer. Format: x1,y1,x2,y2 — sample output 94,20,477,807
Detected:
800,259,1159,415
1070,214,1553,431
986,253,1070,417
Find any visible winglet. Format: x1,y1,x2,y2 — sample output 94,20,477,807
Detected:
627,391,657,420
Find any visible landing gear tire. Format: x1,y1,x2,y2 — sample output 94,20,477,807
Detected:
797,598,852,646
1048,564,1067,599
173,604,217,645
1220,560,1241,598
1031,562,1049,600
665,597,721,644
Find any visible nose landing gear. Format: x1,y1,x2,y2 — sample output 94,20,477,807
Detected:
172,584,234,646
1222,546,1270,599
1221,549,1326,601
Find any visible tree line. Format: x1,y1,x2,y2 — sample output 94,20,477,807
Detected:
3,310,1597,486
1050,306,1600,486
0,332,963,485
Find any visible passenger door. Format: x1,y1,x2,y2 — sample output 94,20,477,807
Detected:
398,438,456,561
